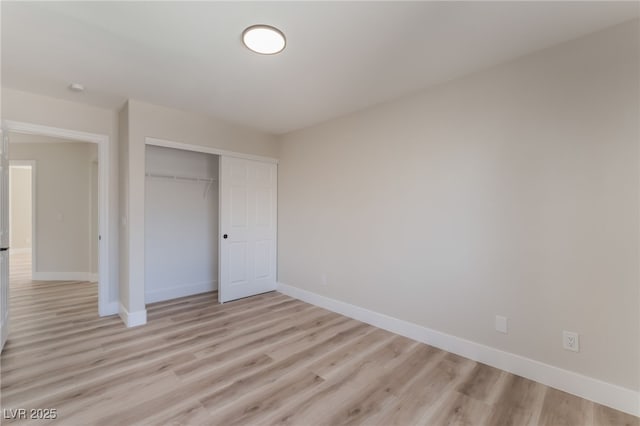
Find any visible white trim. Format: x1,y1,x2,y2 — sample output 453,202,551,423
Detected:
4,121,107,144
119,303,147,328
3,121,112,320
7,164,12,250
277,282,640,417
145,137,279,164
89,161,95,285
32,272,97,282
145,280,217,304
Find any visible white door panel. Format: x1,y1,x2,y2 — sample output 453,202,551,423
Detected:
229,242,248,284
219,156,277,303
0,130,8,249
0,130,10,351
0,251,8,351
254,240,270,279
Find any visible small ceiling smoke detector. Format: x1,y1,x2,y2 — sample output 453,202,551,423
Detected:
69,83,85,92
242,25,286,55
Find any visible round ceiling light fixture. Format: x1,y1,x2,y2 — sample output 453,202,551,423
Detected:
242,25,286,55
69,83,85,92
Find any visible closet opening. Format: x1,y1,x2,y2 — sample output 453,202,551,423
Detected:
144,145,220,304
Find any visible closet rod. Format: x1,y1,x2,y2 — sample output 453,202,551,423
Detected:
145,172,216,183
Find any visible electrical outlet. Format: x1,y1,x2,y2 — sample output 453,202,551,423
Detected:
495,315,508,334
321,273,327,286
563,331,579,352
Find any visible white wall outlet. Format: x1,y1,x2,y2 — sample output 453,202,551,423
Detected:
563,331,580,352
321,273,327,286
495,315,508,334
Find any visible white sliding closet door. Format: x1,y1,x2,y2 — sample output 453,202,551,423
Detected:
219,156,277,303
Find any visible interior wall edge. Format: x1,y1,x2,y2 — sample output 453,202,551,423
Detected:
118,302,147,328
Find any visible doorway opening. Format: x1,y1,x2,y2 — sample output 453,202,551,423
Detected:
144,145,220,304
2,121,111,318
8,134,99,291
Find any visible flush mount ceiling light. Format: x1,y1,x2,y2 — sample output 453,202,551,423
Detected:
69,83,85,92
242,25,286,55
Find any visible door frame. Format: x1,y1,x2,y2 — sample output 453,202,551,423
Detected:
144,137,278,306
8,160,36,272
145,137,279,164
2,120,111,316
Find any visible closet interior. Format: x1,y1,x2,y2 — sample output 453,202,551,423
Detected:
144,145,219,303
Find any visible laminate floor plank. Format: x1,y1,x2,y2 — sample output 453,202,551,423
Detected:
145,400,212,426
424,391,494,426
306,327,397,380
594,404,640,426
54,371,183,426
324,345,448,426
3,251,637,425
372,350,451,426
538,387,593,426
2,291,291,370
13,353,197,418
455,363,505,405
198,321,371,412
485,374,547,426
206,368,325,426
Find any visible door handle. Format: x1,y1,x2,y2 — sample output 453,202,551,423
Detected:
223,234,228,239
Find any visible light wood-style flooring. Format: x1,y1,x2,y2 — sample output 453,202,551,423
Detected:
1,251,638,425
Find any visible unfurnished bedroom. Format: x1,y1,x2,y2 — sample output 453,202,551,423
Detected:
0,1,638,425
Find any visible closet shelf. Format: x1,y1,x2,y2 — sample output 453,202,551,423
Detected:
145,172,217,198
145,172,216,183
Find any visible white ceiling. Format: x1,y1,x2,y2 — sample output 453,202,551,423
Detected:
2,2,638,134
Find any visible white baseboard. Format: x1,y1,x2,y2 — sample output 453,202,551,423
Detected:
100,301,119,317
89,273,99,283
144,280,217,304
118,303,147,328
32,271,96,282
277,282,639,417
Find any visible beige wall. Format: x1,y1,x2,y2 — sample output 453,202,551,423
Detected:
129,100,279,158
9,166,32,250
10,140,97,275
277,20,639,391
120,99,278,313
2,89,120,306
